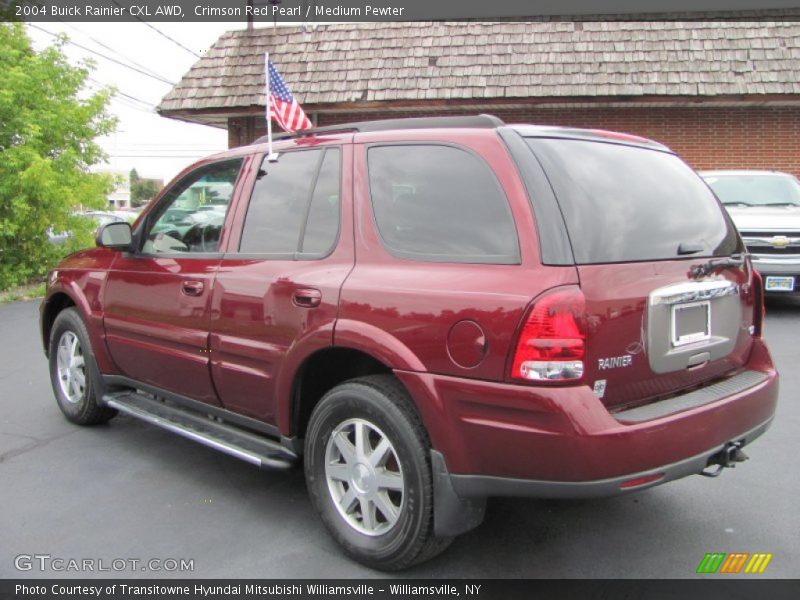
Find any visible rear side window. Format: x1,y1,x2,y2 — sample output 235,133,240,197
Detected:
525,138,741,264
367,145,519,264
239,148,340,257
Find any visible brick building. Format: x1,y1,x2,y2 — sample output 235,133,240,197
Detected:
158,22,800,174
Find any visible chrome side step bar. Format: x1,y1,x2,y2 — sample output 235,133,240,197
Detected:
103,391,297,470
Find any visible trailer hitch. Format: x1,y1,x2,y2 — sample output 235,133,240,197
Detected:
701,441,749,478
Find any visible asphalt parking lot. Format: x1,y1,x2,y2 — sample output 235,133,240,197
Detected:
1,298,798,579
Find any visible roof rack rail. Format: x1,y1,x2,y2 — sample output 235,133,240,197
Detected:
253,114,505,145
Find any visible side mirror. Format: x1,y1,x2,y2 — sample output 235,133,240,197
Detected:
96,222,132,250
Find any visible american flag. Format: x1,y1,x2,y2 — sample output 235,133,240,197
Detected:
267,59,312,133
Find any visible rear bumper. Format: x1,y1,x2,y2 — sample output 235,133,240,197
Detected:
443,416,772,499
429,415,773,537
395,338,778,488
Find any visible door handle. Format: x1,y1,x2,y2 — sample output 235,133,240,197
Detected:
292,288,322,308
181,280,205,296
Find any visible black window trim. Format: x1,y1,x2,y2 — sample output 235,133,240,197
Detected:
497,128,575,266
365,141,522,266
232,146,343,261
132,157,246,259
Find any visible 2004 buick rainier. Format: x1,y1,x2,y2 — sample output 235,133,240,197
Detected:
40,115,778,570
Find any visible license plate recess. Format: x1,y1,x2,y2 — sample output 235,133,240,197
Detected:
671,301,711,347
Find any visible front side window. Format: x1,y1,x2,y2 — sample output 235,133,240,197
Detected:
142,159,242,254
367,145,520,264
239,148,341,257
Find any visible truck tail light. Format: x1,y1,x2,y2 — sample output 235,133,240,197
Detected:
511,286,586,382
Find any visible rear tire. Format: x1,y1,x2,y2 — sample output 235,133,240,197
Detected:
48,308,117,426
304,375,451,570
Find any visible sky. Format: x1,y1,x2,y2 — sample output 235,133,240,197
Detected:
26,21,241,185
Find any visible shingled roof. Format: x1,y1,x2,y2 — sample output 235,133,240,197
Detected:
158,21,800,126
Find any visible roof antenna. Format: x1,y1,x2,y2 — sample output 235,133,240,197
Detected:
269,0,280,29
302,1,315,31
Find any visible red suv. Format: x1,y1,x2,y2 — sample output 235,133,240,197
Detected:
40,115,778,570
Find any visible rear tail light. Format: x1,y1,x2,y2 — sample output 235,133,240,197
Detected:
511,286,586,382
752,269,765,337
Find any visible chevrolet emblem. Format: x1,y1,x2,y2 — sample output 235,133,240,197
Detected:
770,236,791,248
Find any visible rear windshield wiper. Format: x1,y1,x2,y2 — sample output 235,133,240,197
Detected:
678,242,704,255
761,202,799,207
690,253,744,279
721,201,754,207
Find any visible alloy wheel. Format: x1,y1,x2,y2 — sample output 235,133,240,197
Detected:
324,418,405,536
56,331,86,404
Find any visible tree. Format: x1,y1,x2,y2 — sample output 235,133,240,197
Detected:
130,168,160,207
0,23,116,290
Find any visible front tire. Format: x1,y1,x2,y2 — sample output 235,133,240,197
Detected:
304,375,450,570
48,308,116,426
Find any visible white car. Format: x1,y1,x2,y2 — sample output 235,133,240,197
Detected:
701,170,800,295
47,211,127,245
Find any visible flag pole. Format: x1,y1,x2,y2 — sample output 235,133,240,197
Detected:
265,52,278,162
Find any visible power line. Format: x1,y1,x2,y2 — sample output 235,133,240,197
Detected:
108,153,217,159
61,22,174,83
108,143,223,149
112,93,154,110
111,98,157,115
83,79,157,115
87,77,155,108
112,148,224,152
86,77,155,108
111,0,201,59
91,90,164,120
28,24,176,86
27,0,186,79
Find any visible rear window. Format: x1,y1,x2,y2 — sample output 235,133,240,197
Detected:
525,138,741,264
368,145,519,264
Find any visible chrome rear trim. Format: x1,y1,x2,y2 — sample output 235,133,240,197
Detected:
650,279,739,306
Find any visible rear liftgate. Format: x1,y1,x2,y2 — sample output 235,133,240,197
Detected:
647,278,754,477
